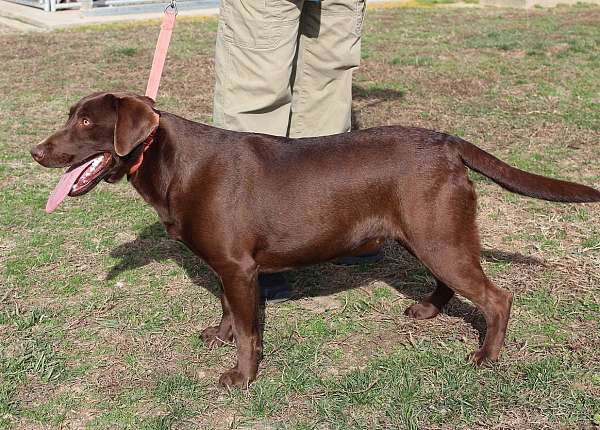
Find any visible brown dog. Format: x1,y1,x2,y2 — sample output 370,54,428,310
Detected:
31,92,600,388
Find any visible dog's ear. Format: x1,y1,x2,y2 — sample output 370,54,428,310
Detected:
114,95,159,157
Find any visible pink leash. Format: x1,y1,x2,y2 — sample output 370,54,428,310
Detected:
129,7,176,176
145,7,177,100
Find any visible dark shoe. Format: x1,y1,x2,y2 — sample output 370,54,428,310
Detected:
333,250,384,266
259,272,292,304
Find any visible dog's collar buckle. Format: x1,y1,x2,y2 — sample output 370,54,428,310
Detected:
128,129,157,176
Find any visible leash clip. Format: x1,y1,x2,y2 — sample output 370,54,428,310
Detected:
165,0,177,15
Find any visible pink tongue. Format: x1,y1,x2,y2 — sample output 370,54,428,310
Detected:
45,159,95,214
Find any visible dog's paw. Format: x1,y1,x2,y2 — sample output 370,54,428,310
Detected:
404,302,441,320
468,348,497,366
219,369,251,389
201,326,231,348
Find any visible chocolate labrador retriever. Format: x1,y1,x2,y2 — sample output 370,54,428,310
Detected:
31,92,600,388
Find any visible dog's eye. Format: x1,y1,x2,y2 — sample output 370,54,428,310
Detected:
81,118,91,127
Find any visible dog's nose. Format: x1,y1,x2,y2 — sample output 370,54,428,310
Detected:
30,145,46,162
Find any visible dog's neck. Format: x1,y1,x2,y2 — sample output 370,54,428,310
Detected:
128,114,176,212
127,112,219,221
128,128,158,176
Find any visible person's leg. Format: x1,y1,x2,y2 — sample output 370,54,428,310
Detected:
214,0,305,301
213,0,303,136
288,0,366,138
289,0,377,265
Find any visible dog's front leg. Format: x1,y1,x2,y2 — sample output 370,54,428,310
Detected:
201,294,234,347
215,262,262,388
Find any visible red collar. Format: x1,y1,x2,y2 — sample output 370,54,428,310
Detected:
128,128,157,175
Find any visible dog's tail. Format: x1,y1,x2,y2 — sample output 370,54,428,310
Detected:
454,137,600,203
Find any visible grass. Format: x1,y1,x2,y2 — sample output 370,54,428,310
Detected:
1,4,600,429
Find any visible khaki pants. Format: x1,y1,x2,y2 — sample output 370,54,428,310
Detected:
213,0,366,137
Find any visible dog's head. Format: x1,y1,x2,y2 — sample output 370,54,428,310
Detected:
30,92,159,210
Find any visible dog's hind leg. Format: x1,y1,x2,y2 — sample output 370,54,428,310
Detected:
404,280,454,320
401,179,513,363
416,251,513,363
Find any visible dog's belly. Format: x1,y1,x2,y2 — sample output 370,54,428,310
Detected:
254,240,378,272
252,216,393,271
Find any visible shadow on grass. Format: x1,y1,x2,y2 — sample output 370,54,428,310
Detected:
353,84,405,101
107,222,544,347
351,84,406,130
106,222,222,296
